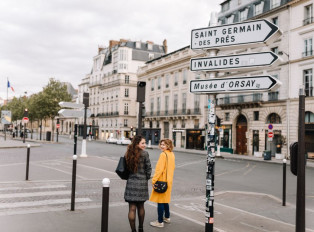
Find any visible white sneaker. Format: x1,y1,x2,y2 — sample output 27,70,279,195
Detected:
163,217,171,223
150,220,164,228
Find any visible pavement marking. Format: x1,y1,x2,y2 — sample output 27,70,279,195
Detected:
32,163,87,179
57,160,117,175
0,184,67,191
176,159,205,168
147,202,226,232
216,202,314,232
216,163,250,177
0,162,25,167
0,190,71,199
240,222,280,232
243,164,256,176
0,198,92,209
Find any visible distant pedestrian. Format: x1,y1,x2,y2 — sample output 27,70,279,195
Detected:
124,135,152,232
149,139,175,228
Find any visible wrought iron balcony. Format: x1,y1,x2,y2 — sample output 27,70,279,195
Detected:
217,93,263,106
97,112,119,118
146,108,202,117
303,17,313,26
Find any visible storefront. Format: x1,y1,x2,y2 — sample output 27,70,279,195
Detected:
142,128,160,145
186,129,205,150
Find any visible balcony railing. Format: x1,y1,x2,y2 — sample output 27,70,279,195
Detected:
100,80,137,89
303,17,314,26
146,108,201,117
97,112,119,117
217,93,263,105
303,50,313,57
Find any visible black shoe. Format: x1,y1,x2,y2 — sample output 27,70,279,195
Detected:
138,227,143,232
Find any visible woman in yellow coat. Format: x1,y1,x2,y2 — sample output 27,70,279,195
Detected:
150,139,175,228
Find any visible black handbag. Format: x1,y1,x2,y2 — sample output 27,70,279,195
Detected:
115,156,129,180
153,152,168,193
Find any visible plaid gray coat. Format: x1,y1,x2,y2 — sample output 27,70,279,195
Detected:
124,151,152,202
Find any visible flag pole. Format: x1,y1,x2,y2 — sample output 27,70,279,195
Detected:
7,77,8,103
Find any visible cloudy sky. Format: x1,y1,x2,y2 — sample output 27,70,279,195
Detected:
0,0,221,100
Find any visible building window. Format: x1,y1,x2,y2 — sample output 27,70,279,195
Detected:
194,119,199,129
182,120,185,128
303,38,313,57
221,1,230,12
268,91,279,101
174,72,178,86
182,93,187,113
125,88,129,97
225,112,230,121
266,113,281,124
304,69,313,97
254,2,264,16
254,111,259,121
173,94,178,114
304,4,313,25
271,0,280,9
271,47,279,54
305,111,314,123
151,79,155,91
157,121,160,128
165,74,170,88
194,95,200,113
149,53,154,60
136,41,141,49
125,75,129,84
165,96,169,114
239,8,248,21
147,43,153,50
183,69,187,84
157,97,161,116
124,103,129,115
226,15,234,24
124,119,128,127
157,76,161,89
150,98,154,115
272,16,278,25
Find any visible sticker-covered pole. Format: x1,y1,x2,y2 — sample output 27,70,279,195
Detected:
205,12,218,232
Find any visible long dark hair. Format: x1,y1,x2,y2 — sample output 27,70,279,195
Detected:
125,135,145,173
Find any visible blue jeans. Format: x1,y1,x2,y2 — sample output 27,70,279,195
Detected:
157,203,170,223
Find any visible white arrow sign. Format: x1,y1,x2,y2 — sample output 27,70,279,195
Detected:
58,109,92,118
190,75,281,94
59,102,85,109
191,19,280,50
190,52,279,72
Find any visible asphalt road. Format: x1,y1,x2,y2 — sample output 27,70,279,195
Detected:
0,135,313,231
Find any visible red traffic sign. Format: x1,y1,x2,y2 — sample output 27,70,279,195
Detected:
56,124,60,129
22,117,29,123
268,132,274,138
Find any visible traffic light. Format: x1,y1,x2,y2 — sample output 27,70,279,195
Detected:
24,109,29,117
154,131,158,137
137,81,146,103
290,142,298,176
83,92,89,107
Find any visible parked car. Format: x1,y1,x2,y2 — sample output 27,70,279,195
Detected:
116,137,132,145
106,137,118,144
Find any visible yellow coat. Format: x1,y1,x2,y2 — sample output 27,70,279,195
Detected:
149,150,175,203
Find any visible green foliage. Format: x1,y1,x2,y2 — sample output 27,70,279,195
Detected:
6,78,72,122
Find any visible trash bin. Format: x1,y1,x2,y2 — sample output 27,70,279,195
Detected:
263,150,272,160
46,131,51,141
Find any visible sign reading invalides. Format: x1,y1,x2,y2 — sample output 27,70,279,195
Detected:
191,19,280,50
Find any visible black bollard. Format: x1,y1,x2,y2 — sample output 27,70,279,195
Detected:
282,158,287,206
26,144,30,180
101,178,110,232
71,155,77,211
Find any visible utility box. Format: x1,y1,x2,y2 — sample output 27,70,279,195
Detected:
46,131,51,141
263,150,271,160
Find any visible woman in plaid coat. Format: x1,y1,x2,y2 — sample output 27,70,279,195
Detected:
124,135,152,232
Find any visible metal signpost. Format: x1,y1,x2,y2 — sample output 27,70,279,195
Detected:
191,19,280,50
190,17,282,232
190,52,278,72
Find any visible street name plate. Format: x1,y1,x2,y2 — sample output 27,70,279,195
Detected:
190,75,281,94
190,52,278,72
58,109,91,118
191,19,280,50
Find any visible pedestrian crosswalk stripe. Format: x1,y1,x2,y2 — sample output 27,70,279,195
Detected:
0,185,67,191
0,190,71,199
0,198,92,209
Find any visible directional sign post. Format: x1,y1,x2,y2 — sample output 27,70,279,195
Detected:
190,52,278,72
191,19,280,50
59,102,85,109
190,75,281,94
58,109,91,118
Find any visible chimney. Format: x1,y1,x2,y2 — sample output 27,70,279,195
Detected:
98,46,105,54
163,39,168,54
109,40,119,50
